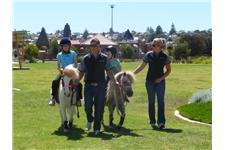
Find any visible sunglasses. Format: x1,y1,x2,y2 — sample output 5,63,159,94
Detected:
153,44,160,48
91,44,99,48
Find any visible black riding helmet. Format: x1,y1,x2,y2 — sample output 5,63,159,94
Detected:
60,37,71,53
106,45,117,57
60,37,71,45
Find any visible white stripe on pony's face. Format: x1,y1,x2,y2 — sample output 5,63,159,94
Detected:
62,75,72,97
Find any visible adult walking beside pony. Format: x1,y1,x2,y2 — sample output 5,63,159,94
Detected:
78,38,119,135
133,38,171,129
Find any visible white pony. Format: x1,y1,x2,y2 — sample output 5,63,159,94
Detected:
58,64,79,133
106,71,135,129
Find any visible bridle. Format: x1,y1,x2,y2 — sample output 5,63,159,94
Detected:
61,75,80,118
61,77,76,97
119,75,132,93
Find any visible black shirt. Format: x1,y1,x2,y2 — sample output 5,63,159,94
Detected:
79,53,111,83
143,51,171,82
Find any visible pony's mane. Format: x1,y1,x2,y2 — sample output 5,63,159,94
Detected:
63,65,78,80
115,71,135,83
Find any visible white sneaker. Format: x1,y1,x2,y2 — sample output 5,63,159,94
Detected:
151,123,157,129
158,123,165,129
49,98,55,106
85,122,91,131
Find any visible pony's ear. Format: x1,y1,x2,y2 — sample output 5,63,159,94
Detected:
115,72,122,82
123,72,126,76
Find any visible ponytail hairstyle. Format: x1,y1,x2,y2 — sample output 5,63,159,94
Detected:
152,38,167,51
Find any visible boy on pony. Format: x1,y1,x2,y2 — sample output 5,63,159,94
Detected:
49,37,82,106
105,45,121,77
105,45,130,103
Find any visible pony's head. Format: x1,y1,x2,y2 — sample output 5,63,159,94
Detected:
61,65,79,97
116,71,135,97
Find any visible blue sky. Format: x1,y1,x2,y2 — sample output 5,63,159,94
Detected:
13,1,211,34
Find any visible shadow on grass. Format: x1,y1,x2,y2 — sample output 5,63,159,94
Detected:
153,128,183,133
132,127,182,133
86,131,115,140
101,124,143,139
86,125,142,140
51,125,85,141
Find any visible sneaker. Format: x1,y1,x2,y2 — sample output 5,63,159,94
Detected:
94,130,100,136
158,123,165,129
85,122,91,131
49,98,55,106
151,123,157,129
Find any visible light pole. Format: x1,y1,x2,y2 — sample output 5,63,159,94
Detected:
110,4,114,33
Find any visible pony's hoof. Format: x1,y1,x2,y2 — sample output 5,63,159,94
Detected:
62,121,69,132
63,128,69,133
68,122,73,129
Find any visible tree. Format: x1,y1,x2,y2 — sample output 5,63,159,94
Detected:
109,27,114,35
55,30,61,37
63,23,71,38
36,27,49,49
180,32,207,56
146,26,154,34
120,44,135,59
172,41,191,60
123,29,134,41
117,33,124,41
49,38,59,58
82,29,89,40
156,25,163,35
146,33,157,42
24,45,39,63
169,23,176,35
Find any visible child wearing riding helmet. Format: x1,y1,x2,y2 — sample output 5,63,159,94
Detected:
133,38,171,130
105,45,121,78
49,37,82,106
105,45,132,103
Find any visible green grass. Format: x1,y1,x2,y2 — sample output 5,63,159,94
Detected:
13,62,212,150
191,56,212,64
178,102,212,124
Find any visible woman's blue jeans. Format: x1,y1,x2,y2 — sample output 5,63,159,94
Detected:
145,80,166,125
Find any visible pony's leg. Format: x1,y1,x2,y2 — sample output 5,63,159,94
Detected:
117,103,126,129
68,106,75,129
58,104,64,126
108,104,115,129
61,103,69,132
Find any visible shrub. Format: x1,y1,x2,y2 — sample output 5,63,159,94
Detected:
188,88,212,103
172,41,191,60
49,38,59,58
24,45,39,63
191,56,212,64
120,44,135,59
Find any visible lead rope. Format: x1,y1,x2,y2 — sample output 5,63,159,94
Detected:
71,86,80,119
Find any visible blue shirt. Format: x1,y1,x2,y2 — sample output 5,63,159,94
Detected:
57,51,77,69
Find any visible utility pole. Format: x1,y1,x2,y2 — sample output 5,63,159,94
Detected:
110,4,114,33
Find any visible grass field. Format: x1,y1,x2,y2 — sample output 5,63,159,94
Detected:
13,62,212,150
178,102,212,124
